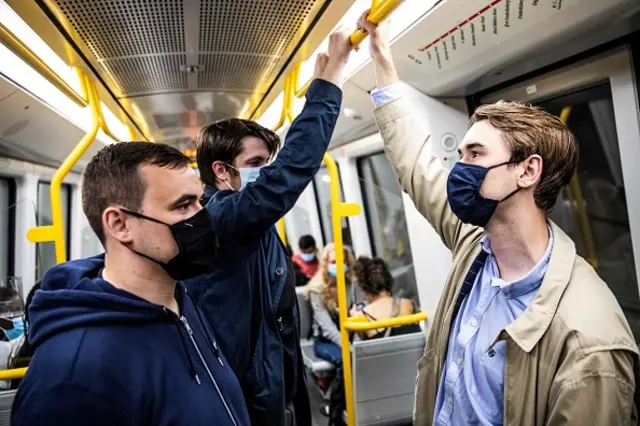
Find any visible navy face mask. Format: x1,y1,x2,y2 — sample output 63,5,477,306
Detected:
120,208,219,281
446,160,521,227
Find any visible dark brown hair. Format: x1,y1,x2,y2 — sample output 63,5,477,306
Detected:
354,256,394,296
196,118,281,187
469,101,578,213
81,142,190,245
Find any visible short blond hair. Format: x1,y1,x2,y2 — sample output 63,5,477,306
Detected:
469,100,578,213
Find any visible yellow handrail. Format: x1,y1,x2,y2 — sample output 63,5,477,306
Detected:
26,72,118,262
558,107,598,269
344,312,427,332
0,23,88,108
350,0,405,46
273,74,293,132
323,153,362,426
291,62,312,99
0,367,27,381
277,218,287,245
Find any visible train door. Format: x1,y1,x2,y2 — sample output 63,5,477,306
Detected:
480,47,640,340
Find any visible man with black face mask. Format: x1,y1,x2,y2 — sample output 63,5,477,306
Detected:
12,142,250,426
359,11,638,426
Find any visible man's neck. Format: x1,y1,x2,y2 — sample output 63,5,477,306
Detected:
485,204,550,282
103,249,179,314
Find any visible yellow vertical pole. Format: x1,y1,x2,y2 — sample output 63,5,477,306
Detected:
277,218,287,245
324,153,362,426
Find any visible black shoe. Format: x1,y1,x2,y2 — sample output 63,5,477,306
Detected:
318,405,330,417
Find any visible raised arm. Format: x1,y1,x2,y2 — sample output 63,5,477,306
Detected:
212,29,352,244
358,14,471,251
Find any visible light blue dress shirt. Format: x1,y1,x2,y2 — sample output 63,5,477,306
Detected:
370,86,554,425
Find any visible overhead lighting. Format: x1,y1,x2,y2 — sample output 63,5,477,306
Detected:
0,0,129,144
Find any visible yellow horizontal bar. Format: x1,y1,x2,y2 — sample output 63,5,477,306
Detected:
338,202,362,217
26,225,55,243
349,0,405,46
344,312,427,331
0,23,88,108
0,367,27,380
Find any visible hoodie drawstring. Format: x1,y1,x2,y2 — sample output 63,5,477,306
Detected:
174,317,201,385
187,292,224,366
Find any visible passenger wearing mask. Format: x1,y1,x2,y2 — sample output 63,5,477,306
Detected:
304,243,359,364
292,234,319,278
349,256,420,339
183,28,353,426
360,13,639,426
12,143,250,426
286,243,311,287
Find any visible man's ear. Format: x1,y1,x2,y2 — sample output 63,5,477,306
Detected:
103,207,133,244
212,161,230,182
519,154,543,189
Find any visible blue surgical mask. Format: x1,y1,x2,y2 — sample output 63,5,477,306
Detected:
446,160,520,227
222,163,263,191
4,316,24,341
300,252,316,262
238,167,261,190
328,264,348,277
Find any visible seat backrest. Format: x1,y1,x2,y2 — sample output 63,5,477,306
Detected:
351,332,426,425
0,390,16,426
295,287,312,340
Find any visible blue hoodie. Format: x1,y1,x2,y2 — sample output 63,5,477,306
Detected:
11,255,251,426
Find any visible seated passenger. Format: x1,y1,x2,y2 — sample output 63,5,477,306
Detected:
292,234,320,278
12,143,250,426
182,28,353,426
349,257,420,339
305,243,360,365
9,281,41,390
286,242,311,287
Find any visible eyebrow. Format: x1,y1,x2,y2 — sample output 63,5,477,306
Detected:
458,141,487,156
246,155,268,164
168,193,200,209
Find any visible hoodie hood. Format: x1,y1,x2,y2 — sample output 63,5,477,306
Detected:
29,254,169,349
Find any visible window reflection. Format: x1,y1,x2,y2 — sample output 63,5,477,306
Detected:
357,153,419,303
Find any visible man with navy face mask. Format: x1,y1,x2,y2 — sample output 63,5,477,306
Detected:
359,12,639,426
183,28,353,426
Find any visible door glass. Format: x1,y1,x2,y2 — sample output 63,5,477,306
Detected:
538,82,639,339
37,182,71,281
357,153,419,302
313,166,352,248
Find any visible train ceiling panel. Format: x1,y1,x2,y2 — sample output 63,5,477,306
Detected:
26,0,335,145
349,0,640,98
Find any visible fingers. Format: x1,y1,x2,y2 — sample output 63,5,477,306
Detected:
313,52,330,79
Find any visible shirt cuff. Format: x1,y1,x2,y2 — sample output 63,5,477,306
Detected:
370,83,405,108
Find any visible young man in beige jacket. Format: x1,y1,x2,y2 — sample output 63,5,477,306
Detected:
357,12,639,426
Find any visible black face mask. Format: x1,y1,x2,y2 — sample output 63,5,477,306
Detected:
120,208,218,281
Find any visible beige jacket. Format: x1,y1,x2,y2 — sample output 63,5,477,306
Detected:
373,97,640,426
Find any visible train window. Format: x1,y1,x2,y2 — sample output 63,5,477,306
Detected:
313,165,352,248
0,178,16,282
36,182,72,281
540,82,640,338
357,153,419,302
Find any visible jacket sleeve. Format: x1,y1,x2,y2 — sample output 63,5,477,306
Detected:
310,292,341,347
372,97,475,252
212,79,342,245
12,384,133,426
546,349,638,425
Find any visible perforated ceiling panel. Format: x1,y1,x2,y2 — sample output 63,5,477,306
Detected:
47,0,328,141
199,0,317,54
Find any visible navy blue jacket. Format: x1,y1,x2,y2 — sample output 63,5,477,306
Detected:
184,78,342,425
12,256,250,426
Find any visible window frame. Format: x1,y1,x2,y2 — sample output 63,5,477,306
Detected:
0,177,17,278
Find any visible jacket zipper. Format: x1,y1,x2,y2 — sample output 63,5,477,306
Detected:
180,316,238,426
277,316,284,332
